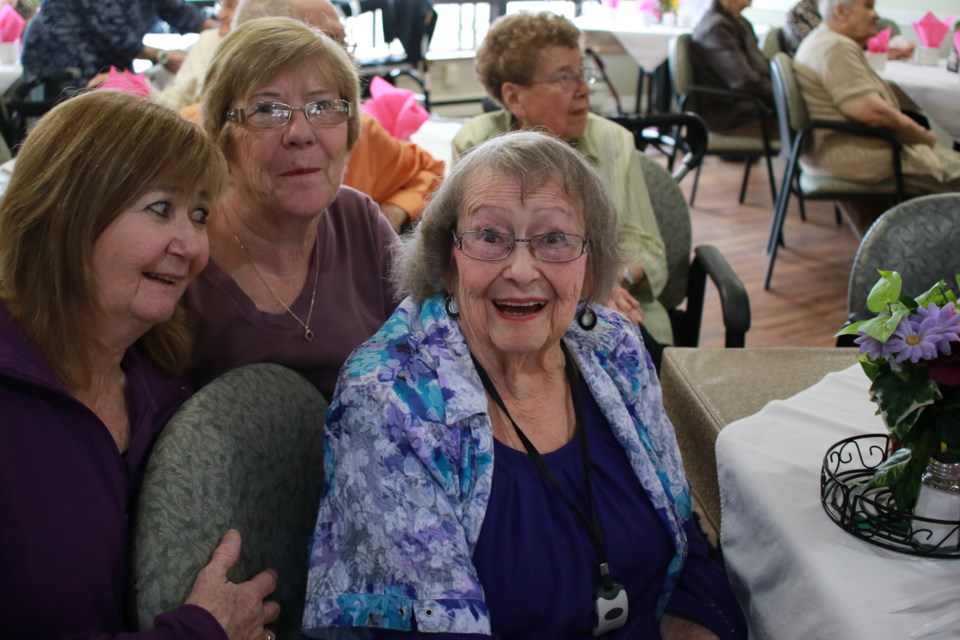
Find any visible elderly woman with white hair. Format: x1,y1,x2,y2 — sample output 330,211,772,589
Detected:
303,131,747,640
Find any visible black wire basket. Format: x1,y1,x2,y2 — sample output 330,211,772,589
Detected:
820,434,960,558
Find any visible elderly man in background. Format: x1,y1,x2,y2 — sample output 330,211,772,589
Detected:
794,0,960,194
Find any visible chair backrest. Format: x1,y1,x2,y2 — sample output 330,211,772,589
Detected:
761,27,785,60
133,363,328,640
770,52,808,155
668,34,695,108
876,16,901,37
637,153,692,312
848,193,960,322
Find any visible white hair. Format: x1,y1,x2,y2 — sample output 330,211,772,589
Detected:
820,0,856,21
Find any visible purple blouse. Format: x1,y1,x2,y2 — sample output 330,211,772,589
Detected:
368,378,746,639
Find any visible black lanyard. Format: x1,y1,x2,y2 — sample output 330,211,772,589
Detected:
471,343,615,591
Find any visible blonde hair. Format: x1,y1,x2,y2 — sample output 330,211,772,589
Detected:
0,91,228,389
201,16,361,155
475,12,581,104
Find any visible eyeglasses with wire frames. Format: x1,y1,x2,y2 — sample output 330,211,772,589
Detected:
528,67,601,93
226,99,352,128
452,229,589,263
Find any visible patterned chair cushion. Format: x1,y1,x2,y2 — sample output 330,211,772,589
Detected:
133,363,328,640
848,193,960,320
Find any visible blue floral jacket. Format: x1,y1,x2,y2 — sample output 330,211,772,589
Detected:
303,294,692,637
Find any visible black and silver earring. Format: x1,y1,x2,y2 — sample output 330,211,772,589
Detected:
444,294,461,319
577,306,597,330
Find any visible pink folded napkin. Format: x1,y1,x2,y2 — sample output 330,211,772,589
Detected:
98,67,152,99
0,4,25,42
867,27,891,53
913,12,950,48
954,29,960,55
360,76,429,140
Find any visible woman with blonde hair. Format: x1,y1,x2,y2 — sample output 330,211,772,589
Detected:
0,91,279,640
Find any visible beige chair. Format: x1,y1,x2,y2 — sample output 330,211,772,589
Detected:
760,26,786,60
132,363,328,640
764,52,919,289
668,33,780,207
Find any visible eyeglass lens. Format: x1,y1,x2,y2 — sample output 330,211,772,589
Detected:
456,230,586,263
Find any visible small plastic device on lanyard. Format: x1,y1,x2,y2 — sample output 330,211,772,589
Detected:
593,563,628,635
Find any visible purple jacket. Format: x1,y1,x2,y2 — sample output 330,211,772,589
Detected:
0,303,226,640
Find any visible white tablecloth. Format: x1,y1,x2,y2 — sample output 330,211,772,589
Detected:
718,365,960,640
574,12,689,72
883,59,960,142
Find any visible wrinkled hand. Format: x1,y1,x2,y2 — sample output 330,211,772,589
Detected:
185,530,280,640
887,41,915,61
162,50,188,74
605,283,644,326
379,203,411,234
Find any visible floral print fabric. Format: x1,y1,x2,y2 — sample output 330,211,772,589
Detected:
303,294,692,637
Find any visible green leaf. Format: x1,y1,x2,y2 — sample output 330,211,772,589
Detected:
864,447,911,489
857,308,910,343
869,366,941,435
836,320,866,337
866,270,902,313
914,280,949,308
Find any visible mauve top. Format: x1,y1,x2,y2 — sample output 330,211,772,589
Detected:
0,303,226,640
186,187,401,400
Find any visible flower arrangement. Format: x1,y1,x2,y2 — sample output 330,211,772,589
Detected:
639,0,680,21
837,270,960,510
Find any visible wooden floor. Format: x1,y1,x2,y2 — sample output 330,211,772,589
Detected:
675,154,863,349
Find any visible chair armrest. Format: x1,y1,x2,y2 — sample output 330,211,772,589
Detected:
679,84,774,117
686,245,751,348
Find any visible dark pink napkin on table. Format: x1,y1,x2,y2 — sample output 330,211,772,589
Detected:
913,12,950,47
954,30,960,54
360,75,429,140
0,4,25,42
867,27,891,52
98,67,152,99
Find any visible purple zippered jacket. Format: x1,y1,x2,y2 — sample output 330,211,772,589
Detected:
0,302,226,640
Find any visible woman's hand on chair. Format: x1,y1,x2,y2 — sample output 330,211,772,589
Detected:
185,529,281,640
606,283,645,326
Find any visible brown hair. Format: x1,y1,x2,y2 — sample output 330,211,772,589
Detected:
0,91,228,389
201,16,361,156
392,130,623,304
475,12,581,104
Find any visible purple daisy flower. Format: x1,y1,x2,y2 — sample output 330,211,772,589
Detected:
915,302,960,355
854,332,888,361
886,306,955,364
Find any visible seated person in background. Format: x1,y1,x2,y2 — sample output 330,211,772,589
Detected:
303,131,748,639
0,91,278,639
21,0,215,87
177,0,445,232
187,17,402,400
794,0,960,193
783,0,820,55
690,0,774,135
452,11,672,361
153,0,239,110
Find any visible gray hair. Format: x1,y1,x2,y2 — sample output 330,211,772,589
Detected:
392,130,623,304
820,0,855,21
234,0,345,26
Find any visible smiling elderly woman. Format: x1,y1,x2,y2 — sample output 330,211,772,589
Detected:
452,12,670,360
303,131,746,640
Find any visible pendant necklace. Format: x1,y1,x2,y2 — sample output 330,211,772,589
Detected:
232,231,320,342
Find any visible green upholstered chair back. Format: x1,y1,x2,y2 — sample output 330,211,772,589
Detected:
847,193,960,322
133,363,328,640
771,52,808,150
761,27,785,59
668,34,694,105
638,152,692,313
